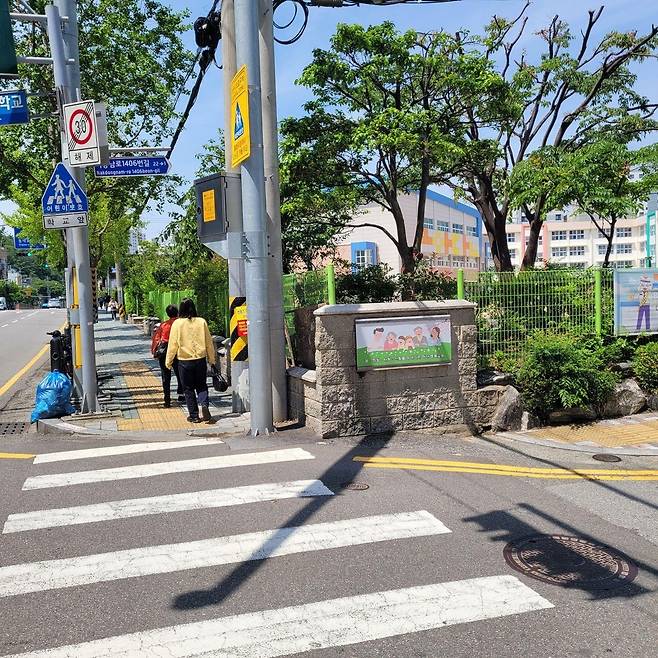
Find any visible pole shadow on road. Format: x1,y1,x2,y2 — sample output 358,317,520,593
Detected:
170,433,391,611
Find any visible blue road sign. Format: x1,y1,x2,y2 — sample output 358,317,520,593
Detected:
94,156,170,178
0,90,29,126
42,162,88,215
13,227,44,251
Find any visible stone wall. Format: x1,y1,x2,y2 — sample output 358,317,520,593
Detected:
287,301,504,438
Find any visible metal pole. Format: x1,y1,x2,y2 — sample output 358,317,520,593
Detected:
259,0,287,422
326,262,336,305
594,268,602,337
457,268,465,300
114,259,124,306
54,0,98,412
222,0,248,414
235,0,274,434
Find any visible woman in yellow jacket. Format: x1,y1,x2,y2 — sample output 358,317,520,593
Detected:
165,298,216,423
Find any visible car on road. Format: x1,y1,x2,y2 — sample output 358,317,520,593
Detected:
0,297,7,311
47,298,62,309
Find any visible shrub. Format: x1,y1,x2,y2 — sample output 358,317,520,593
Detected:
335,263,398,304
516,332,618,420
397,259,457,301
632,342,658,392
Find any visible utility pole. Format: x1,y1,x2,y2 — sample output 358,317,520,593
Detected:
259,0,287,423
48,0,98,412
234,0,273,435
222,0,248,414
114,258,124,306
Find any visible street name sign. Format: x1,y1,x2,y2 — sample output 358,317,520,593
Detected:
63,100,100,166
94,156,170,178
41,162,88,230
13,227,44,250
231,65,250,168
0,89,29,125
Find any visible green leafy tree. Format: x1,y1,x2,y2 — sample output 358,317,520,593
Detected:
0,0,193,269
511,140,658,267
445,3,658,270
282,22,498,279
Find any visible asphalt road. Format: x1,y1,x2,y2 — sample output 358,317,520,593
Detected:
0,308,66,403
0,430,656,657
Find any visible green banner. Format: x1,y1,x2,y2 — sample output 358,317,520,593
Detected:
0,0,18,78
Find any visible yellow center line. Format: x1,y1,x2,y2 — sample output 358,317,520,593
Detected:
0,321,67,398
354,456,658,481
0,452,35,460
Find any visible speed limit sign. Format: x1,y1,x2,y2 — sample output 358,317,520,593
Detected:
63,100,100,167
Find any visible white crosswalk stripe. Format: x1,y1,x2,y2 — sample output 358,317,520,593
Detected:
3,479,334,534
22,447,314,490
2,576,553,657
2,440,555,656
0,511,450,597
33,438,225,464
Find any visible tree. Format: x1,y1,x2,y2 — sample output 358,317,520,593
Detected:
445,3,658,270
282,22,499,278
511,140,658,267
0,0,193,269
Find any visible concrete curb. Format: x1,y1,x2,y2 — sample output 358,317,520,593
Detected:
493,431,658,457
36,419,106,436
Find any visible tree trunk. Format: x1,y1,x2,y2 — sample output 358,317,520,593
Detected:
603,234,613,267
521,217,543,270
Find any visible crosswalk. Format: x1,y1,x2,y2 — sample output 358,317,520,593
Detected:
0,437,554,656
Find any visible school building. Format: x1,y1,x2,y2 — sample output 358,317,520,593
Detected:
336,190,486,279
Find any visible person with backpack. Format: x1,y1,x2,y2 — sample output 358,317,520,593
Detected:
151,305,183,408
165,298,216,423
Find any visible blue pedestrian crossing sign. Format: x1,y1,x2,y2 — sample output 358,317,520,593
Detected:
41,162,89,230
234,103,244,139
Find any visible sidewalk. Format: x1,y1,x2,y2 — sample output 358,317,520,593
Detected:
497,413,658,456
86,313,248,434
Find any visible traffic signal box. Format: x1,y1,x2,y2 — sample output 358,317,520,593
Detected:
0,0,18,78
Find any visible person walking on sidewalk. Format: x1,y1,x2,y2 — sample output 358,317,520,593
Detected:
108,299,118,320
151,304,184,408
165,298,216,423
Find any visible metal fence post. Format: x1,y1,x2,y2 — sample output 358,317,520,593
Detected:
457,268,465,300
595,269,602,337
326,262,336,305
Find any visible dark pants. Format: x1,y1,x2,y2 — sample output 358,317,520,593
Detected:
637,305,650,331
158,353,182,404
178,358,209,419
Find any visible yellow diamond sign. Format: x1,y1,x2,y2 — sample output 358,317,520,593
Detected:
231,65,250,168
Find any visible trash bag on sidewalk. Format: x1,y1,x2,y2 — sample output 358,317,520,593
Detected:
30,371,76,423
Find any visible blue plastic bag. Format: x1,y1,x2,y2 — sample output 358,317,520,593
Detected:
30,371,76,423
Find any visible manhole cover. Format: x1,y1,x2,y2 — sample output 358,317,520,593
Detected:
0,422,30,436
504,535,637,589
592,453,621,463
341,482,369,491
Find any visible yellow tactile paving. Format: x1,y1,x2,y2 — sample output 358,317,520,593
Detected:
526,417,658,448
116,361,192,431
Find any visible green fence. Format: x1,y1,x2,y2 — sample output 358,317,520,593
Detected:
462,268,614,359
140,266,335,340
282,264,336,337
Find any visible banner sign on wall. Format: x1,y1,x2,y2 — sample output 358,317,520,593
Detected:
355,315,452,370
614,268,658,335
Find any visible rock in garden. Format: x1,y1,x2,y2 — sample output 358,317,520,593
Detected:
602,379,647,417
548,407,597,424
491,386,523,432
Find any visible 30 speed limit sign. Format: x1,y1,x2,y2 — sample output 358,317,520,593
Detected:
63,100,100,167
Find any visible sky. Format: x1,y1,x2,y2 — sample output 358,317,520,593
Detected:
2,0,657,240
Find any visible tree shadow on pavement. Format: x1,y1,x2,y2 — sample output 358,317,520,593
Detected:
170,433,391,611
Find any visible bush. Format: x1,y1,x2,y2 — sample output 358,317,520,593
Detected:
397,259,457,301
632,342,658,392
336,263,398,304
516,332,618,420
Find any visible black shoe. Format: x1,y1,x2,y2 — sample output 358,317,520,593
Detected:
201,405,211,422
177,395,185,402
187,416,201,423
163,401,171,408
